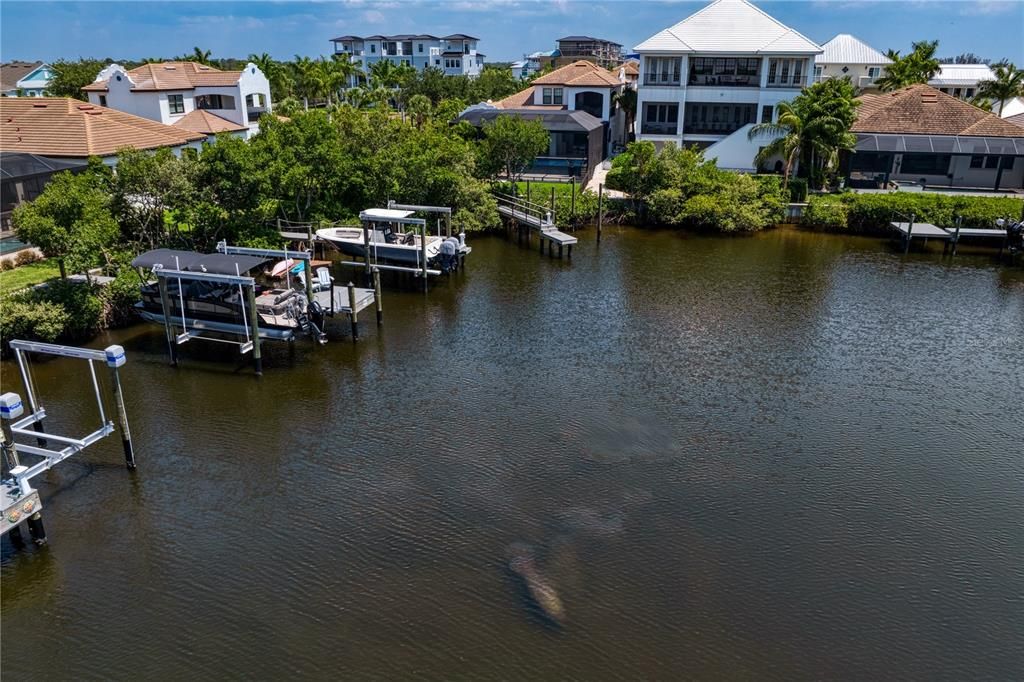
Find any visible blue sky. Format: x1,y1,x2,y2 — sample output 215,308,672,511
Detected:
2,1,1023,65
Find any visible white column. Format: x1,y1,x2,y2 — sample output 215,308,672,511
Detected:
760,57,770,88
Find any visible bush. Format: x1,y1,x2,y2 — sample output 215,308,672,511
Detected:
788,178,808,203
0,295,69,353
802,192,1023,234
14,250,41,266
803,196,849,231
100,268,141,328
33,280,103,340
0,259,14,271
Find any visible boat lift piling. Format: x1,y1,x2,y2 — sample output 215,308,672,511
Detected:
2,340,137,548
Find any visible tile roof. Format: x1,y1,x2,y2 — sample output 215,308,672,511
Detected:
493,87,565,109
818,34,891,65
83,62,244,92
0,97,206,157
172,109,248,134
611,60,640,76
1,61,43,91
531,60,621,87
1004,112,1024,129
928,63,996,87
635,0,820,54
853,85,1024,138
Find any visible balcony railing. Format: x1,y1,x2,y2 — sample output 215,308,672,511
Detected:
642,76,681,87
688,74,759,88
683,122,745,135
640,122,678,135
766,78,804,88
247,108,267,123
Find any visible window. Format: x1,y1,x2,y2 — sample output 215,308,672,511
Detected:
767,58,806,86
370,44,376,53
761,105,773,123
644,57,681,85
900,153,951,175
814,65,823,79
553,87,563,105
970,155,984,168
953,88,962,98
435,59,441,66
965,88,975,98
99,94,107,107
768,60,777,83
195,94,234,110
868,67,881,78
792,59,803,83
542,87,552,105
418,43,424,53
168,94,184,114
641,102,679,134
984,156,999,169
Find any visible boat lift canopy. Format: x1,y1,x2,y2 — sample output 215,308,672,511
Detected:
132,248,270,275
359,208,421,225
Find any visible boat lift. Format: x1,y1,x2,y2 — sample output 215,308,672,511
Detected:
1,340,135,547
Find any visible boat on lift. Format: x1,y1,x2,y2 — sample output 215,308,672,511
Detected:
315,208,464,270
130,249,327,342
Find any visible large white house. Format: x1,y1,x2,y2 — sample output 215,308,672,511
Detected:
330,34,484,79
634,0,821,170
82,62,272,140
815,34,890,89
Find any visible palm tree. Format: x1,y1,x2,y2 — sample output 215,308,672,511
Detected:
976,61,1024,116
875,40,940,91
292,55,325,109
249,52,290,102
748,101,853,188
330,53,361,93
406,94,432,127
613,89,637,138
191,47,213,65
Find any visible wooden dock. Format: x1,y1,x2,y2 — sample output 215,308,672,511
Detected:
496,194,577,258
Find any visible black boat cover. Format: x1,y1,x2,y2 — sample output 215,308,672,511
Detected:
131,249,205,271
131,249,269,275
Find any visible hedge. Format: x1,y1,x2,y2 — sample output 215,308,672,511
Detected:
802,192,1024,235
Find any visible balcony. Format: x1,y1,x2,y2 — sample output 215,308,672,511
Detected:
640,122,678,136
247,108,267,123
682,121,745,135
687,74,759,88
858,75,880,88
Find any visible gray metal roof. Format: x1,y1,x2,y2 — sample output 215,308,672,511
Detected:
0,152,88,179
459,108,604,133
854,133,1024,156
818,34,891,65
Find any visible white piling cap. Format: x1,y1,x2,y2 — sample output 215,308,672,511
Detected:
104,345,127,368
0,392,24,420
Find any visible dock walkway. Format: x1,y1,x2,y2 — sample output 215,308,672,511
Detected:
890,220,1010,256
496,194,577,258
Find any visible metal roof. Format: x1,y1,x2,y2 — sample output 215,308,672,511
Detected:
0,152,87,179
928,63,996,87
635,0,821,54
818,34,891,65
854,133,1024,156
558,36,623,46
442,34,479,40
459,108,604,133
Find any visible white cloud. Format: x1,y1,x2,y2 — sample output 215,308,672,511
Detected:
959,0,1019,15
361,9,386,24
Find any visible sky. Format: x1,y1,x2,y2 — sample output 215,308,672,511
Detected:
2,0,1023,65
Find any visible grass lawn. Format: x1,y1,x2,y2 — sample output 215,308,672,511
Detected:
512,181,584,204
0,259,61,294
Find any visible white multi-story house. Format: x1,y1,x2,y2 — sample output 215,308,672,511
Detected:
928,64,994,101
815,34,890,90
634,0,821,170
82,62,272,140
330,34,484,79
510,50,558,80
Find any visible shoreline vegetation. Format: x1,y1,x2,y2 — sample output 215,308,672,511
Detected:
3,71,1022,350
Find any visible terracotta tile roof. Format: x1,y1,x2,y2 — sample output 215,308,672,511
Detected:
1,97,206,157
493,87,566,110
172,109,248,134
1,61,43,91
853,85,1024,138
531,60,621,87
83,61,243,92
611,60,640,77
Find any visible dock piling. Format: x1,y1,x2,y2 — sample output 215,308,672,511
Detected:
904,213,915,254
952,216,963,256
597,183,604,245
347,282,359,340
105,346,135,471
421,222,428,292
373,267,383,325
245,284,262,375
157,277,177,366
26,511,46,545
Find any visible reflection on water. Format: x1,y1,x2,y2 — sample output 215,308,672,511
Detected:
3,227,1023,680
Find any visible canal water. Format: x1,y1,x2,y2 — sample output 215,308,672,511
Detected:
2,227,1022,680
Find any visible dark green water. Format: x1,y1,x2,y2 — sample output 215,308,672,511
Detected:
3,227,1023,680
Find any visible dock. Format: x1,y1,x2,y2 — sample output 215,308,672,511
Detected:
496,193,577,258
890,216,1012,256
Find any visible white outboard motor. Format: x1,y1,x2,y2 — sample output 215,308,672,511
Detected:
438,237,459,273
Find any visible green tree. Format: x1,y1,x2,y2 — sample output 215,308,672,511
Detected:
111,147,198,250
406,94,432,128
191,47,213,65
876,40,941,91
613,88,637,139
292,56,325,109
48,59,107,100
12,170,120,278
477,115,549,181
605,140,667,198
976,61,1024,116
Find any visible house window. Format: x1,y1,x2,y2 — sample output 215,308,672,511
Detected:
542,87,552,105
370,44,376,53
814,65,823,79
984,155,999,169
761,105,773,123
195,94,234,110
641,102,678,135
901,153,951,175
868,67,881,78
644,57,681,85
970,155,984,168
418,43,424,53
435,59,441,66
792,59,803,83
464,43,470,54
965,88,975,98
553,88,563,105
768,60,777,83
168,94,185,114
99,94,107,107
953,88,962,98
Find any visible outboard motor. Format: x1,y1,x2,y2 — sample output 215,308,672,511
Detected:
299,299,328,344
434,237,459,273
1006,219,1024,255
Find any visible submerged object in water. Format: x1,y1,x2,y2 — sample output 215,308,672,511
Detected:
507,542,565,625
